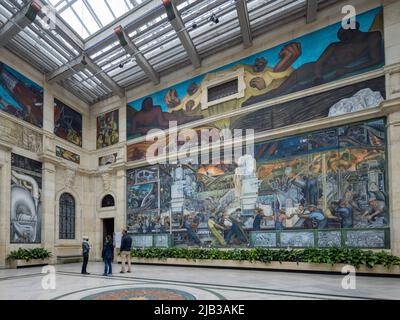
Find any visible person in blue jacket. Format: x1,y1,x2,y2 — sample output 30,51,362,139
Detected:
102,235,114,276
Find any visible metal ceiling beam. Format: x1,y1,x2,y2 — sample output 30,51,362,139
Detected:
114,26,160,84
85,0,188,56
235,0,252,48
163,0,201,68
34,0,84,52
0,1,41,48
46,55,87,83
83,58,125,98
306,0,318,23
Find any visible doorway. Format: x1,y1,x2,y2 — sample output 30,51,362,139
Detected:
102,218,114,241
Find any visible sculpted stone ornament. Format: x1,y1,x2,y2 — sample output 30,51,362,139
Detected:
64,169,76,190
0,117,43,153
102,172,112,191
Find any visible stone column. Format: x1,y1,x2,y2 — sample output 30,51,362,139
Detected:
115,167,127,232
41,159,57,264
386,109,400,256
0,143,12,268
119,96,127,143
42,82,54,134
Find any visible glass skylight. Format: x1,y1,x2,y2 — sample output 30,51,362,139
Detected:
46,0,148,39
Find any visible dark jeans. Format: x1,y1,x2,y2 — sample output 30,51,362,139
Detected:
81,255,88,274
226,225,247,244
104,258,112,275
186,228,202,245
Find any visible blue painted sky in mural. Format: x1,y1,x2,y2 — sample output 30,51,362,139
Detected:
0,62,43,111
127,7,381,113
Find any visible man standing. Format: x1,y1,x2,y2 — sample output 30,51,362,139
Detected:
120,230,133,273
81,236,90,275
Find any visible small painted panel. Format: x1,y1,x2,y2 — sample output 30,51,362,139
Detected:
97,109,119,149
56,145,80,164
251,232,277,247
54,98,82,147
317,231,342,247
345,230,385,248
131,234,153,248
280,232,315,248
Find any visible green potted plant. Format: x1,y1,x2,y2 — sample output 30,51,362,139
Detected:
7,248,52,269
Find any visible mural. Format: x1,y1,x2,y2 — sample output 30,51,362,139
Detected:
0,61,43,127
127,7,384,140
0,117,42,153
54,98,82,147
97,110,119,149
127,76,385,163
126,118,388,248
56,146,80,164
10,154,42,243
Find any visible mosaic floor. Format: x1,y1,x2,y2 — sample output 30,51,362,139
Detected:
0,262,399,300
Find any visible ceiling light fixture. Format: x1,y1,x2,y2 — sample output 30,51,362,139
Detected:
209,13,219,24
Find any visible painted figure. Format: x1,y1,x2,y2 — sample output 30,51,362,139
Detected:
335,199,354,228
244,21,383,104
129,97,203,136
296,204,328,229
207,216,226,246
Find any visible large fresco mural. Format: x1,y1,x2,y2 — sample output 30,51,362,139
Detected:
126,118,388,248
10,154,42,243
97,109,119,149
0,61,43,128
54,98,82,147
127,76,385,163
127,7,384,140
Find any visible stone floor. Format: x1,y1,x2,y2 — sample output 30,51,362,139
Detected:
0,262,399,300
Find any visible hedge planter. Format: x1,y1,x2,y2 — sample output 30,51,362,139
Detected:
8,258,49,269
131,257,400,275
130,248,400,275
7,248,52,268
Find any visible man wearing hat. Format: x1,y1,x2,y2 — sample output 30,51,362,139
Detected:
362,196,385,222
81,236,91,275
297,204,328,229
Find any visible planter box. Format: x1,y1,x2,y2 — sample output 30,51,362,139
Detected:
8,258,49,269
131,257,400,275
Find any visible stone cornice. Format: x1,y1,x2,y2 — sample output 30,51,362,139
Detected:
0,140,13,152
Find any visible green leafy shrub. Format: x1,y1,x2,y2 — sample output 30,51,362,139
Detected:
130,247,400,269
8,248,52,262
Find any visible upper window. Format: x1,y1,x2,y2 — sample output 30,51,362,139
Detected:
207,78,239,103
101,194,115,208
59,193,75,239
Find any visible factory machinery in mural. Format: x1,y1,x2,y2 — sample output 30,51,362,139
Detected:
126,7,384,142
54,98,83,147
0,61,43,128
10,154,42,243
97,109,119,149
126,118,388,248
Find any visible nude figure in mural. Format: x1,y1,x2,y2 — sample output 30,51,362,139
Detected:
129,97,203,135
243,22,383,106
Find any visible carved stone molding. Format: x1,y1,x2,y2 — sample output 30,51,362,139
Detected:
0,116,42,153
101,172,112,191
64,169,76,190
